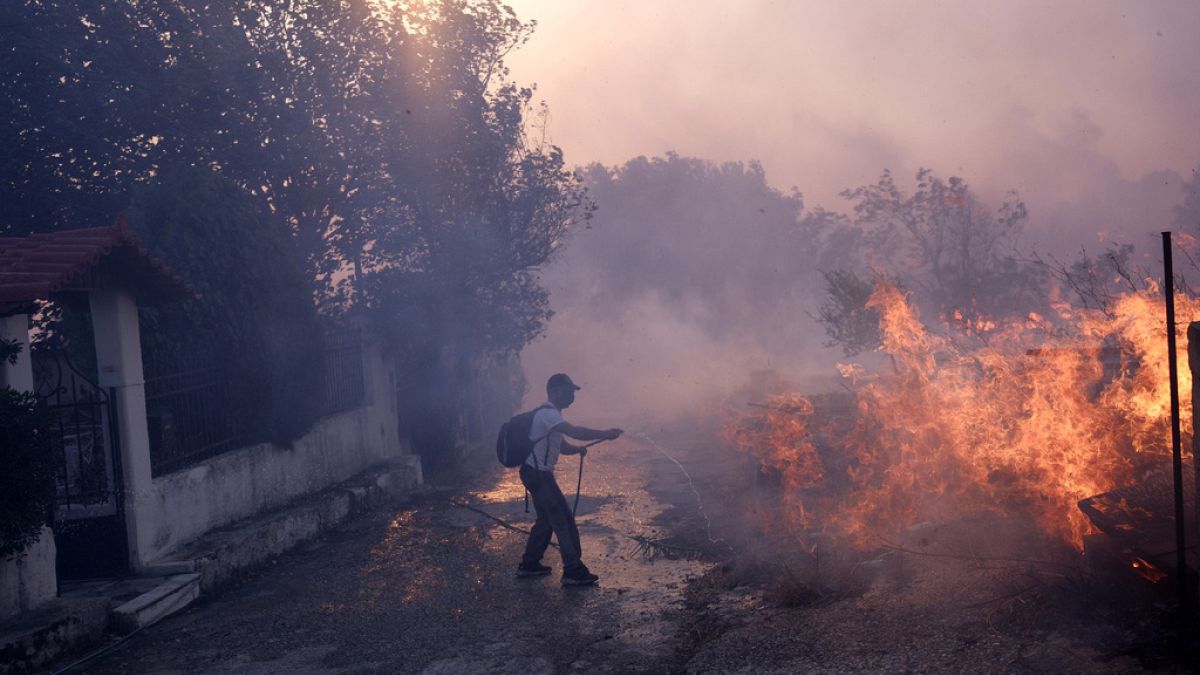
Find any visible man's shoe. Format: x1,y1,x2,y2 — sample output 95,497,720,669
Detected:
516,562,552,578
561,569,600,586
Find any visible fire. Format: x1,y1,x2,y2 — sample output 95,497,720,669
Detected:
722,393,822,491
724,282,1198,549
1131,557,1167,583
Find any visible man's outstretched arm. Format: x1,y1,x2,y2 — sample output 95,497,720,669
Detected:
554,422,623,442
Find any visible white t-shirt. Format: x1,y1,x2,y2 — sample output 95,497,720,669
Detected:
525,402,565,472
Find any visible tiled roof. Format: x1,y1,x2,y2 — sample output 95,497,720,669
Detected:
0,217,193,315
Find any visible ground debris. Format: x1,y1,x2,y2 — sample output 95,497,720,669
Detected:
627,534,704,562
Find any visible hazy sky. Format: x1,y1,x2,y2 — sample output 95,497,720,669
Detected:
505,1,1200,231
508,1,1200,414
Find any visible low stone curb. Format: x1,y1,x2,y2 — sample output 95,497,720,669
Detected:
0,598,108,675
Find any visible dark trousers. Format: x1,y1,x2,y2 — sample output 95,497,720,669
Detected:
519,464,585,573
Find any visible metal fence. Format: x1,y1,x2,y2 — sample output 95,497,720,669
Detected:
144,328,367,476
32,349,122,511
145,363,241,476
319,328,366,416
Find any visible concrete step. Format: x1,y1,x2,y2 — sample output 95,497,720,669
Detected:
110,573,200,634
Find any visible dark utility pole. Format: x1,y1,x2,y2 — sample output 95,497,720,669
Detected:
1163,231,1189,611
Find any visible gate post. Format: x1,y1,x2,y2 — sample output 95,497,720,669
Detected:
90,288,156,570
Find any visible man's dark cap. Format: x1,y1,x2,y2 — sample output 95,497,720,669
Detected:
547,373,581,392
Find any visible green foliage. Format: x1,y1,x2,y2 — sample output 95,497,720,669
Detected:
127,165,324,447
1,1,590,461
350,4,590,359
0,389,57,558
1,0,584,351
0,338,19,365
816,270,883,356
819,168,1050,352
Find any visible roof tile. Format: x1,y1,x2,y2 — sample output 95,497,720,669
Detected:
0,217,193,309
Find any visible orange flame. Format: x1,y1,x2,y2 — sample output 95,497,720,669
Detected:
724,282,1197,549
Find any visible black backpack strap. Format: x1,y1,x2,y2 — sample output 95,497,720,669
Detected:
529,430,551,470
527,403,557,470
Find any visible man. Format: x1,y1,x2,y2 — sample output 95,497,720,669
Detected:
518,373,623,585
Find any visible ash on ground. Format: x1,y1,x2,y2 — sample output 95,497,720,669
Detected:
639,414,1200,674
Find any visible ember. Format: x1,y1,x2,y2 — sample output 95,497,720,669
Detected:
724,281,1200,549
1131,557,1168,584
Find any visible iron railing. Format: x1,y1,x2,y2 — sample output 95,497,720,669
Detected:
319,328,366,416
145,328,366,476
32,350,122,512
145,363,241,476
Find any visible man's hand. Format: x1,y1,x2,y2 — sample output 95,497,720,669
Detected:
603,428,624,441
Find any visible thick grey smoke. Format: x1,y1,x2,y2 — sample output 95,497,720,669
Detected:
520,151,1198,424
521,156,845,421
511,1,1200,421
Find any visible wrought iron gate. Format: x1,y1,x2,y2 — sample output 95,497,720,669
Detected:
33,350,129,579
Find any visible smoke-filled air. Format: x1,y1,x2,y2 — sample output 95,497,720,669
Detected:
4,1,1200,672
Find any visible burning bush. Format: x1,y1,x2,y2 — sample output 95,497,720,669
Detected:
724,282,1197,549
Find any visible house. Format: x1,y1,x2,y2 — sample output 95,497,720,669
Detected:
0,220,421,670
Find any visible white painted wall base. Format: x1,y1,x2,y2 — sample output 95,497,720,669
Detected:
0,527,57,623
144,343,413,563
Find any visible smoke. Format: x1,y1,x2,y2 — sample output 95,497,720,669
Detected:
510,0,1200,426
506,7,1200,619
522,293,767,423
972,107,1185,258
520,147,1197,427
506,0,1200,202
520,156,847,422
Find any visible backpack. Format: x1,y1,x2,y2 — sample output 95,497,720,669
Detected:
495,404,553,467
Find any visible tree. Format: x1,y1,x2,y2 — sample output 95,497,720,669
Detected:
0,2,171,233
817,169,1050,352
815,270,884,356
1,373,56,557
842,169,1032,313
352,2,587,354
1172,166,1200,294
127,165,323,446
548,154,819,351
1,1,589,461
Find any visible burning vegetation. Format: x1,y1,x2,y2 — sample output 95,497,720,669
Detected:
724,281,1199,551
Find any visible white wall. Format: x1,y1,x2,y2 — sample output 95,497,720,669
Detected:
143,342,411,563
0,527,57,622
